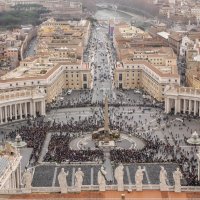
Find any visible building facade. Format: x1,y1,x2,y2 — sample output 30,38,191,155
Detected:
0,145,22,190
114,60,180,101
0,89,46,123
165,85,200,115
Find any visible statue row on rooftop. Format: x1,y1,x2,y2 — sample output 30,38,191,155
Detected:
22,165,183,193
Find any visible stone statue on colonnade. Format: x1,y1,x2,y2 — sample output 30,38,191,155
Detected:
23,169,32,192
58,168,68,193
159,166,169,191
74,168,84,192
114,163,124,191
173,168,183,192
135,166,145,191
98,166,107,191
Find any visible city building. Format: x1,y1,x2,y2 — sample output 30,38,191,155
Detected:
168,32,183,56
185,39,200,87
0,18,92,124
0,144,22,190
165,85,200,115
114,47,180,101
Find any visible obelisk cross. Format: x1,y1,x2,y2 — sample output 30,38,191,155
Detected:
104,96,109,131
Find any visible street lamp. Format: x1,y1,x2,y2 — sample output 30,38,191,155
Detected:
187,131,200,181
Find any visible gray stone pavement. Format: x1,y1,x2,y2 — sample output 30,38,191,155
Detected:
90,25,115,103
44,104,200,162
32,163,182,187
3,21,200,186
38,132,52,163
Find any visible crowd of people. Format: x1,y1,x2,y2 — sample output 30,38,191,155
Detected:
6,92,200,186
9,122,48,162
44,133,103,163
8,118,105,164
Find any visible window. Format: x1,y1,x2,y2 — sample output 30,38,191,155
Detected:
83,74,87,82
119,74,122,81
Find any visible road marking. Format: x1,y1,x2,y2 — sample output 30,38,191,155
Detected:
91,167,94,185
72,167,75,186
52,167,58,187
126,166,132,185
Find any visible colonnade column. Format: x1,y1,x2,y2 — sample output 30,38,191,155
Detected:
183,99,186,114
194,100,197,116
33,101,36,118
5,106,7,123
9,105,12,120
41,100,46,116
199,102,200,117
175,99,180,114
15,104,17,120
0,107,2,123
19,103,22,119
25,102,27,117
165,98,169,113
189,100,192,114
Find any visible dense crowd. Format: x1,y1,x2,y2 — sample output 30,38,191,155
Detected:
110,115,200,186
8,119,105,164
44,133,103,163
46,89,164,110
7,94,200,186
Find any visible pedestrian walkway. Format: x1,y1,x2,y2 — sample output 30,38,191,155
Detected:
38,132,52,163
103,149,114,183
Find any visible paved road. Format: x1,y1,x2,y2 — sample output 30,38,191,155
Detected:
24,37,37,59
86,23,116,103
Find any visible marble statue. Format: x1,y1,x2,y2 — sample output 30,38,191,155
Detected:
98,166,107,191
159,166,168,191
114,164,124,191
74,168,84,192
23,170,32,190
36,86,45,94
58,168,68,193
173,168,183,192
135,166,145,191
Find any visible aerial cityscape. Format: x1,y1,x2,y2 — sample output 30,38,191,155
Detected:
0,0,200,199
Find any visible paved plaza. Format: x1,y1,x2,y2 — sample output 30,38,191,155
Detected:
32,163,182,187
1,22,200,190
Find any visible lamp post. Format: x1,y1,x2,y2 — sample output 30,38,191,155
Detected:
187,131,200,181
